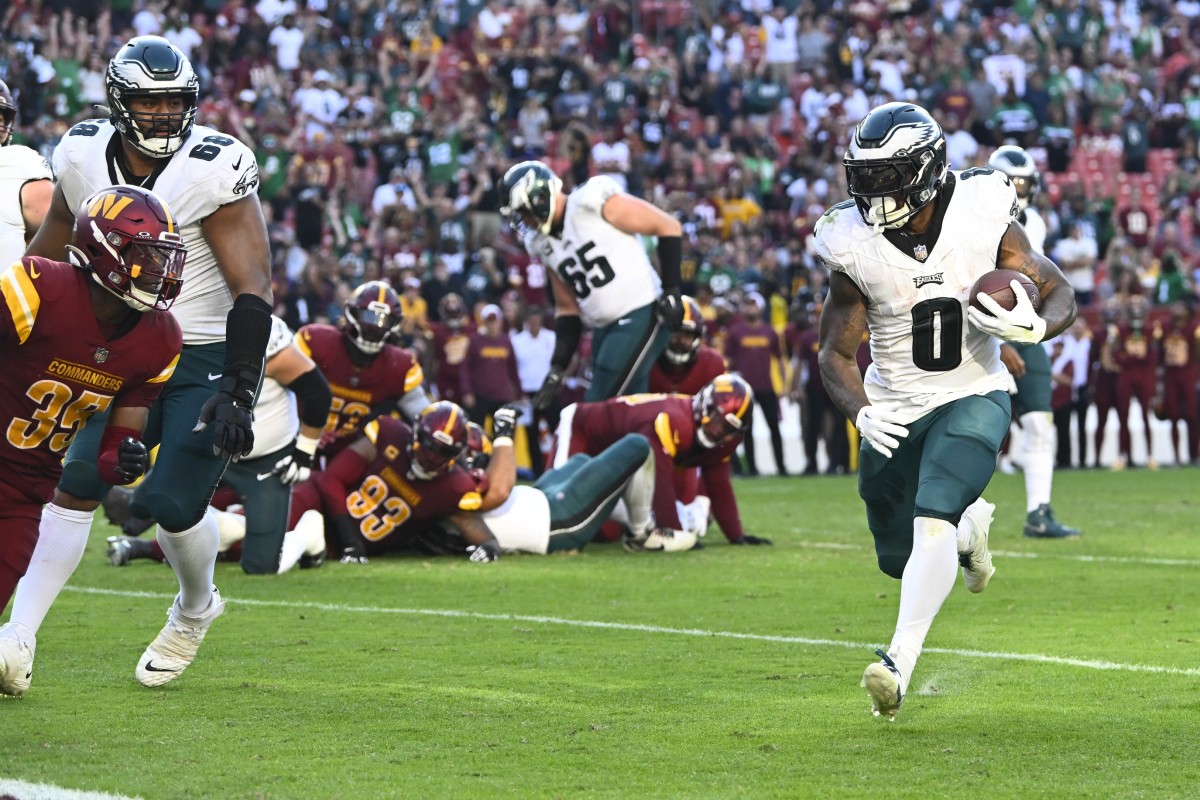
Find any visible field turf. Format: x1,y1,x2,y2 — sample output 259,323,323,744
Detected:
3,467,1199,799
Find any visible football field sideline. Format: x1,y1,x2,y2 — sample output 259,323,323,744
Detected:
64,585,1200,679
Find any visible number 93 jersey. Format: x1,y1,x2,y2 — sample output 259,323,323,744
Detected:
53,119,260,345
813,169,1017,423
522,175,661,327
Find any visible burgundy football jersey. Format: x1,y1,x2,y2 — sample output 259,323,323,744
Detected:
344,415,482,555
428,321,474,403
295,323,424,451
1161,319,1200,373
648,346,726,396
0,258,182,504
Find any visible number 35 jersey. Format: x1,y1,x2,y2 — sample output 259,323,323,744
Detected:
813,170,1017,423
522,175,661,327
53,119,260,345
0,258,181,505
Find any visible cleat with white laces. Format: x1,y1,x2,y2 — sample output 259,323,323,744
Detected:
861,649,904,720
135,589,225,687
106,535,155,566
0,622,36,697
958,497,996,593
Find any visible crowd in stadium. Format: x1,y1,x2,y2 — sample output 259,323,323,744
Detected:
2,0,1199,478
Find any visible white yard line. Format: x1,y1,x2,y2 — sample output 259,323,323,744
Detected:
65,586,1200,678
0,779,145,800
795,539,1200,567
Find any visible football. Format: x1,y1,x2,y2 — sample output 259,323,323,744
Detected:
969,269,1041,315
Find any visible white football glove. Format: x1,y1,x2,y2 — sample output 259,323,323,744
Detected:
271,433,320,485
966,280,1048,344
855,405,910,459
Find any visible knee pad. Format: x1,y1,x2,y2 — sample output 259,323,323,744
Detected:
133,490,207,533
58,458,115,503
1020,411,1055,455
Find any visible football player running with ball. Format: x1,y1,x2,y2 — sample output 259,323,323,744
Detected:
8,36,274,690
0,185,185,696
815,103,1076,720
500,161,686,409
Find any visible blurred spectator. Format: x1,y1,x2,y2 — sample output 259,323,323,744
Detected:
461,304,522,425
510,306,556,475
1052,222,1100,307
725,292,787,477
267,11,304,72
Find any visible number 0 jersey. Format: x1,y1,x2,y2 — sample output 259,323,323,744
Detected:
522,176,661,327
0,258,181,504
813,170,1017,423
53,119,260,345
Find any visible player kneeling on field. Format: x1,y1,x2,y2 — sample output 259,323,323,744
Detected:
554,374,769,549
0,185,185,697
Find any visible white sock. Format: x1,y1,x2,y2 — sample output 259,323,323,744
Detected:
1020,411,1055,511
622,452,656,536
212,508,248,553
10,504,95,635
277,510,324,574
156,509,219,616
886,516,958,693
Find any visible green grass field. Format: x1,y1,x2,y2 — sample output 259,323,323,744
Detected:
3,468,1200,800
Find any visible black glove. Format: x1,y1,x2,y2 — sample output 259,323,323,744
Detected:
193,382,255,459
271,434,319,485
730,534,773,546
467,542,500,563
492,405,520,440
531,367,565,411
339,546,369,565
656,291,685,331
114,437,149,484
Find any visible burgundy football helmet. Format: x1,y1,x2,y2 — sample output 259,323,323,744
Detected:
462,421,492,471
344,281,403,354
663,295,705,366
67,185,186,312
0,79,15,146
409,401,469,480
692,374,754,449
438,292,468,329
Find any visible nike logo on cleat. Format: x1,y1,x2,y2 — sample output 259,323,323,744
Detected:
143,661,178,673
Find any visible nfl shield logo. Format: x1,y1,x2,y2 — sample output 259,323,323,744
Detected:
94,347,109,364
913,245,928,261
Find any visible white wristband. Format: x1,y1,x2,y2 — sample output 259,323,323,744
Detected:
492,436,514,448
295,432,320,455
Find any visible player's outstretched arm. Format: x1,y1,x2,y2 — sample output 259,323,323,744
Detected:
479,406,519,512
601,192,686,327
23,184,75,261
997,221,1078,340
21,178,53,245
451,512,501,563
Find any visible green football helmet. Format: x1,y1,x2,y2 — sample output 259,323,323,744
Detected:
499,161,563,236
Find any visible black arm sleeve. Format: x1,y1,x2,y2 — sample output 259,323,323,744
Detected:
550,314,583,371
222,294,274,404
656,235,682,291
285,366,333,429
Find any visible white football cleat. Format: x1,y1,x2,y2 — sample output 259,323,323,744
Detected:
624,527,698,553
0,622,36,697
958,497,996,593
861,649,904,721
135,589,225,687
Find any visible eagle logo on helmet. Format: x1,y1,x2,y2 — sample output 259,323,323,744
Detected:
500,161,563,236
987,145,1041,212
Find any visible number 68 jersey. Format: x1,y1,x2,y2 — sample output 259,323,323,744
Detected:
53,119,260,345
522,175,661,327
813,170,1017,423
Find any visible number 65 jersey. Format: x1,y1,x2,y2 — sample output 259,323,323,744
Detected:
522,175,661,327
53,119,260,345
813,170,1017,423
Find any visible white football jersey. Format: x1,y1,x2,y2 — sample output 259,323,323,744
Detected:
1022,206,1046,255
523,176,661,327
246,315,300,460
481,485,552,555
53,119,260,344
0,144,53,266
814,169,1018,423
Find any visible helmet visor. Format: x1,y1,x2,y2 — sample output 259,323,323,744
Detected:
348,303,397,344
413,426,463,477
122,237,186,309
845,159,917,198
698,407,744,449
